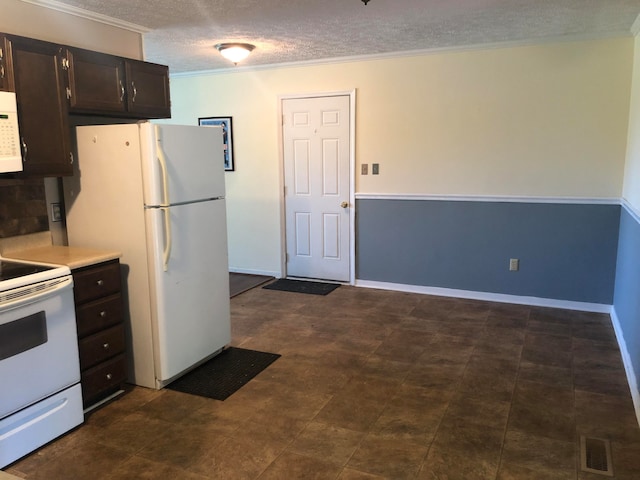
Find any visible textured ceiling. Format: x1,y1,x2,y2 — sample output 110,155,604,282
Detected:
36,0,640,73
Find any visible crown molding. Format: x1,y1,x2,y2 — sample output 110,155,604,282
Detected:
19,0,150,33
632,12,640,36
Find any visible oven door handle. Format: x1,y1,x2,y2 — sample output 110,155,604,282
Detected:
0,277,73,318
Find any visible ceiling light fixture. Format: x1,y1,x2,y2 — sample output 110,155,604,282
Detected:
215,43,255,65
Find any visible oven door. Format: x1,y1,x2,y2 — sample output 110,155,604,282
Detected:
0,276,79,419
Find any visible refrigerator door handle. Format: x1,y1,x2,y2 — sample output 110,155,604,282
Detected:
155,125,171,208
155,126,172,271
160,206,172,272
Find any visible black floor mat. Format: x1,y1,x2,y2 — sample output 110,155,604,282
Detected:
166,347,280,400
262,278,340,295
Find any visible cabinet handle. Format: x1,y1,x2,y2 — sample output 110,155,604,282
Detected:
131,81,137,103
119,80,125,102
0,65,4,79
96,279,104,286
21,138,27,162
106,373,112,380
99,311,107,318
103,343,110,350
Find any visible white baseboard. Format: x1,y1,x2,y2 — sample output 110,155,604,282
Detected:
610,307,640,427
229,267,281,278
354,279,612,313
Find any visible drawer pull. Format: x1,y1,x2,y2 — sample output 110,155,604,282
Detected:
99,311,107,318
96,279,104,286
103,343,110,350
106,373,112,380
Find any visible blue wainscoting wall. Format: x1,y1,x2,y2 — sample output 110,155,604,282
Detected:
356,199,620,304
614,206,640,394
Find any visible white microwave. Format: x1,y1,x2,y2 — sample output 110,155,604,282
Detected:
0,91,22,173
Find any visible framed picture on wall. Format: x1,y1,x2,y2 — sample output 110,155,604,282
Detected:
198,116,234,171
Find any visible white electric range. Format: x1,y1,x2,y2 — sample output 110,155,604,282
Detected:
0,257,83,468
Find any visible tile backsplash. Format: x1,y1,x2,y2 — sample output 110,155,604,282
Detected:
0,178,49,238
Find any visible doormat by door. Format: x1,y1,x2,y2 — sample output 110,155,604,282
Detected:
262,278,340,295
166,347,280,401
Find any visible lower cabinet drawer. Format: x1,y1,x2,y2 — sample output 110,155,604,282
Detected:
81,354,126,406
73,261,121,304
75,294,123,338
79,324,126,370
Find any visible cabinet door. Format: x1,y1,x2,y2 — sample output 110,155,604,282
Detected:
11,37,72,176
0,36,14,92
67,48,126,114
125,59,171,118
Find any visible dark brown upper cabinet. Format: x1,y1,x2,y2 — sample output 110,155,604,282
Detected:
66,48,127,114
125,59,171,118
11,36,72,176
0,35,15,92
0,31,171,177
66,48,170,119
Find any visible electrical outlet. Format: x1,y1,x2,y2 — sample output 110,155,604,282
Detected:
372,163,379,175
361,164,368,175
50,203,62,222
509,258,519,271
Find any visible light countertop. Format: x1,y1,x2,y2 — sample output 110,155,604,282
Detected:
3,245,121,270
0,471,22,479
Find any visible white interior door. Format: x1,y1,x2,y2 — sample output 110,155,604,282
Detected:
283,95,351,282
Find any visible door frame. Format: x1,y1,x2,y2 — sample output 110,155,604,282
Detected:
277,89,356,285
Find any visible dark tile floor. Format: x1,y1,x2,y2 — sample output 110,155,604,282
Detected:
7,285,640,479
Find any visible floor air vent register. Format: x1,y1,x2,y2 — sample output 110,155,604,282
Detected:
580,436,614,477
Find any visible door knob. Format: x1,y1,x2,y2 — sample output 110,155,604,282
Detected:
340,201,349,208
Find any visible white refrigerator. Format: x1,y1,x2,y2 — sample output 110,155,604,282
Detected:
64,122,231,389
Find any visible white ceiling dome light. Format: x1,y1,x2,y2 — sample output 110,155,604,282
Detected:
215,43,256,65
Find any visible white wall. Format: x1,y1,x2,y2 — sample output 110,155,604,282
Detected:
168,37,633,276
0,0,143,58
624,34,640,214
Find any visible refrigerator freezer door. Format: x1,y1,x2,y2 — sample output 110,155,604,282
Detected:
140,123,226,207
145,198,231,385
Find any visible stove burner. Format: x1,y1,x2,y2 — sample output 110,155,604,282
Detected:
0,260,55,282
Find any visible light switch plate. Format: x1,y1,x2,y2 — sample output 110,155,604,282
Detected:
372,163,379,175
361,164,368,175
